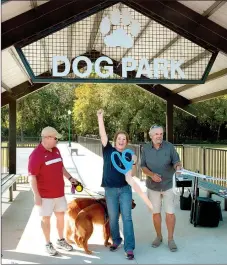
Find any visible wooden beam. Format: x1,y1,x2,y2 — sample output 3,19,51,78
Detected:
181,51,210,70
30,0,37,9
9,48,33,85
9,99,17,174
173,68,227,94
136,84,189,109
99,3,123,55
2,0,118,50
67,25,73,77
149,35,181,63
147,1,224,63
124,0,227,54
1,82,49,107
87,10,105,51
202,1,226,17
191,89,227,103
1,81,12,93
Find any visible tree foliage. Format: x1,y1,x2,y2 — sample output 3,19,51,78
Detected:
1,83,227,143
2,83,76,140
73,83,167,141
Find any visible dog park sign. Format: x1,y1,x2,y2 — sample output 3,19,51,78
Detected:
16,7,215,84
52,55,185,79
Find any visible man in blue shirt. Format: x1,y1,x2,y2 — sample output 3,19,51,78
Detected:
141,125,182,252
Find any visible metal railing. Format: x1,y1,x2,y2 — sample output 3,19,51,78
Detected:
1,142,38,173
175,145,227,187
78,137,103,157
78,137,227,187
17,176,29,184
2,142,38,148
1,136,40,142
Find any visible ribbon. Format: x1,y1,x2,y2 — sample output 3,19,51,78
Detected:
177,169,227,182
173,169,227,195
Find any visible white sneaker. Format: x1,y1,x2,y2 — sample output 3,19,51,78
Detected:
56,238,73,251
46,242,58,256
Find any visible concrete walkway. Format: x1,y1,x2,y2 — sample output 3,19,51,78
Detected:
1,142,227,264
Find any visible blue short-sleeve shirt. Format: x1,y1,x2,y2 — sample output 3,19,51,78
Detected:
101,141,131,188
140,141,181,191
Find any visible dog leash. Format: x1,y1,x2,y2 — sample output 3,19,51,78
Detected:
71,181,105,197
82,187,109,223
83,187,105,197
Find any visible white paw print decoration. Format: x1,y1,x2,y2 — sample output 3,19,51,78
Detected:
100,9,141,48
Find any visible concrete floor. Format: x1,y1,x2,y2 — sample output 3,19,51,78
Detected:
1,143,227,264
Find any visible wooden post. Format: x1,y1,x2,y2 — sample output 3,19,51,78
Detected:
9,99,17,191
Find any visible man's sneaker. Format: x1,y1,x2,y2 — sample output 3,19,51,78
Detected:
109,243,121,252
125,250,134,260
56,238,73,251
46,242,58,256
168,239,177,252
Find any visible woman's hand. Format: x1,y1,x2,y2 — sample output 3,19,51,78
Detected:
97,109,104,118
97,109,108,146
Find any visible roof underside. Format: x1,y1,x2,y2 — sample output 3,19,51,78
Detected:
1,0,227,108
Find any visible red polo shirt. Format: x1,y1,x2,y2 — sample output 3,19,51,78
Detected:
28,144,64,198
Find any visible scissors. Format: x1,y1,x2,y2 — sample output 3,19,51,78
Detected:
111,149,134,174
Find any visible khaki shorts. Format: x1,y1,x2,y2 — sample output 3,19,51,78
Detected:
36,196,67,216
147,188,175,214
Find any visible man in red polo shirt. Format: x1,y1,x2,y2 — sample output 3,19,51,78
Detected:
28,126,79,256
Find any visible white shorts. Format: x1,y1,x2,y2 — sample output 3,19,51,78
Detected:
36,196,67,216
147,188,176,214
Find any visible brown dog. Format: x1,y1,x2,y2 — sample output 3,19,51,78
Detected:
65,197,136,254
65,198,110,254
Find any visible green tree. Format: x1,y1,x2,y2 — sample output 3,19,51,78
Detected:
194,96,227,141
73,83,166,141
16,83,76,139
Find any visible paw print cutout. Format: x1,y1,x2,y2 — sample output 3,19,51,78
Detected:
100,9,141,48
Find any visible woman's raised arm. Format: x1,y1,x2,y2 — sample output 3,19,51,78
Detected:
97,109,108,147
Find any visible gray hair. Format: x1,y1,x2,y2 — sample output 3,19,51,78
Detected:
149,125,164,136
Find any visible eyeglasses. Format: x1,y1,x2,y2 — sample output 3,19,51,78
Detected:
43,136,58,141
